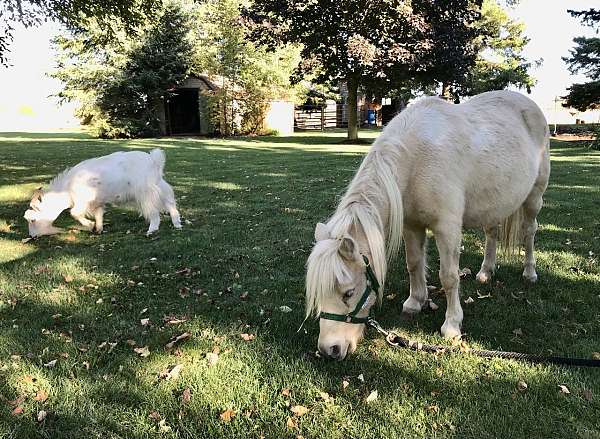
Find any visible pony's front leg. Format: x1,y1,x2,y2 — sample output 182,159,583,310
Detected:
70,205,95,231
435,224,463,339
401,226,428,317
476,225,498,283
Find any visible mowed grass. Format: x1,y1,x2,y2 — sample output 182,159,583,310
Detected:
0,130,599,439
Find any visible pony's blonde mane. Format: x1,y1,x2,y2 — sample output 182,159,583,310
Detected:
47,167,73,192
305,144,405,317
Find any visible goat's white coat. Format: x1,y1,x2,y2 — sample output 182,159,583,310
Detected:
306,90,550,360
24,149,182,236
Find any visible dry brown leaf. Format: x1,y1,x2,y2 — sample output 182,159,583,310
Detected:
517,380,528,391
365,390,378,403
342,380,350,390
281,387,291,397
37,410,47,422
464,296,474,304
240,333,255,342
165,332,192,350
582,389,593,402
559,385,571,394
592,352,600,360
9,395,26,407
140,318,150,326
206,352,219,367
34,389,48,402
220,408,236,422
290,405,309,416
357,373,365,382
64,275,74,283
182,388,192,404
134,346,150,357
165,364,183,380
149,411,161,420
286,416,298,429
318,391,332,403
512,328,523,337
43,359,57,368
12,406,24,416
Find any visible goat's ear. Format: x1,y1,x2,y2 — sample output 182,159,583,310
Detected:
314,222,330,241
338,236,358,261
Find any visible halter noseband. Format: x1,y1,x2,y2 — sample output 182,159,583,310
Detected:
319,255,380,324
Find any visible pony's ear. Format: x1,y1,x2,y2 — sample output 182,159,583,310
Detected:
338,236,358,261
314,222,330,241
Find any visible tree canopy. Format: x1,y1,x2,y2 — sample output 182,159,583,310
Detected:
0,0,160,66
246,0,482,139
562,8,600,112
456,0,537,98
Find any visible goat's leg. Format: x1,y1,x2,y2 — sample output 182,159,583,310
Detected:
70,205,95,231
94,206,104,233
159,179,181,229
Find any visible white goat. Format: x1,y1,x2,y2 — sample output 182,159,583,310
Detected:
24,148,182,237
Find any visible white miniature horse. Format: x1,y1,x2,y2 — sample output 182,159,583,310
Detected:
24,149,182,237
306,90,550,360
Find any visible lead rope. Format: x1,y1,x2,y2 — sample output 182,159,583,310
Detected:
367,318,600,368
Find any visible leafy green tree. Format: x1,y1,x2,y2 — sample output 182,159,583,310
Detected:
563,9,600,111
456,0,537,98
53,1,195,138
246,0,482,140
196,0,301,135
0,0,159,66
563,8,600,149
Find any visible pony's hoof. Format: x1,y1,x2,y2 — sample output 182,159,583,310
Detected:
402,297,424,317
475,270,492,284
441,321,462,339
523,272,538,283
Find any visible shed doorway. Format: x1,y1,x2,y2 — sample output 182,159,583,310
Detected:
167,89,200,135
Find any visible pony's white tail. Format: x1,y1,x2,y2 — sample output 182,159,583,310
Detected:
149,149,166,175
499,206,524,257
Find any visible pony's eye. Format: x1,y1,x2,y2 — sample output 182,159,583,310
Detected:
343,289,354,301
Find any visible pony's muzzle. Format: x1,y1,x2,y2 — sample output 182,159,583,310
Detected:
318,341,348,360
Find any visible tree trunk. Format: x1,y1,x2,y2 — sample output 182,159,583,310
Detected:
346,76,359,140
156,97,167,136
441,82,451,101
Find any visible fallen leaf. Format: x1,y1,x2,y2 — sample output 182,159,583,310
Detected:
206,352,219,367
459,267,472,278
34,389,48,402
286,416,298,429
182,388,192,404
279,305,292,313
220,408,236,422
582,389,593,402
158,419,172,432
140,318,150,326
134,346,150,357
21,237,32,243
240,333,255,342
290,405,309,416
464,296,474,304
43,359,57,368
592,352,600,360
427,299,439,311
357,373,365,382
281,388,291,397
165,364,183,380
517,380,528,391
140,308,148,315
149,411,161,420
365,390,378,403
318,391,332,402
37,410,47,422
342,380,350,390
12,406,24,415
559,385,571,394
8,395,26,407
512,328,523,336
64,275,74,283
165,332,192,350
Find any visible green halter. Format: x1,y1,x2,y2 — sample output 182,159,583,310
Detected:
319,255,380,324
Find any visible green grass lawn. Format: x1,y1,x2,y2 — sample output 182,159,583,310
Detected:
0,130,599,439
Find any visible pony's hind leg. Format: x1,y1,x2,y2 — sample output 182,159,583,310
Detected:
401,226,428,316
434,222,463,339
159,179,182,229
476,225,498,283
94,206,104,233
522,191,543,283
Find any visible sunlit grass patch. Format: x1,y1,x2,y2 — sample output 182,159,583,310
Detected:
0,132,598,439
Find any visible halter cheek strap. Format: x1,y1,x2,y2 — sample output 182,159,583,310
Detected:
319,255,380,324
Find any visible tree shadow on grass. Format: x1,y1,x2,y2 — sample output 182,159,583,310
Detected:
1,133,599,438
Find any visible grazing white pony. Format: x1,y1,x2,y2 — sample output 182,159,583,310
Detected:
306,90,550,360
24,149,182,237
